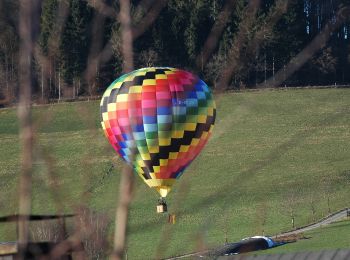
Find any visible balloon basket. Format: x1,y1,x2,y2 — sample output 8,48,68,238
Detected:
157,198,167,213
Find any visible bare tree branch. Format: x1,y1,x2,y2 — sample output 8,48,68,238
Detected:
244,0,290,63
84,6,107,95
47,0,70,56
120,0,134,73
86,0,167,79
216,0,261,91
112,164,135,260
33,0,70,101
227,0,290,89
133,0,157,18
17,0,40,254
111,0,135,259
195,0,238,70
154,180,191,259
259,4,350,88
87,0,118,19
132,0,168,40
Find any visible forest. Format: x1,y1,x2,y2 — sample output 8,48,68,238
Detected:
0,0,349,103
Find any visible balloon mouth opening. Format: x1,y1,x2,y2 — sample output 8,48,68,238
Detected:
144,179,176,197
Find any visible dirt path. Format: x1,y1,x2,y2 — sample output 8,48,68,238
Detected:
164,208,350,259
277,208,349,237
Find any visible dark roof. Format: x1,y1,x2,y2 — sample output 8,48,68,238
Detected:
206,238,270,257
0,214,75,222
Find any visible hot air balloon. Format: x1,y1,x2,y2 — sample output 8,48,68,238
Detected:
100,67,216,212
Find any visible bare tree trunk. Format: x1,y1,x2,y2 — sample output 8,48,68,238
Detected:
120,0,134,73
264,52,267,86
17,0,39,255
11,54,14,83
272,55,275,84
5,55,9,96
41,65,44,100
58,69,61,101
76,79,80,97
84,8,105,97
311,200,316,221
111,0,135,259
283,65,286,87
49,59,52,97
112,164,134,260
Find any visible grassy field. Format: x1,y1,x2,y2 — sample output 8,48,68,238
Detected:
259,219,350,255
0,88,349,259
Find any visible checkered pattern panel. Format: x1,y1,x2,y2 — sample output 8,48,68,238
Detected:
100,67,216,182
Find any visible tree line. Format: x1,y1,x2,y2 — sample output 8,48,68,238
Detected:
0,0,349,103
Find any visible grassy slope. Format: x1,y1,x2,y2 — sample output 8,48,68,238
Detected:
258,219,350,255
0,89,349,258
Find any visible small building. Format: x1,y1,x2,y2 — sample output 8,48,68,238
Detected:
0,214,76,260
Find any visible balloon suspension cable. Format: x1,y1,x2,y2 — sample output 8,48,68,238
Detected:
156,197,168,213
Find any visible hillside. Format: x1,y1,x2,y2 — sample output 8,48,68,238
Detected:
261,219,350,255
0,88,349,259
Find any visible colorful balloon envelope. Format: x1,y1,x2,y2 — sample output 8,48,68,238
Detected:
100,67,216,198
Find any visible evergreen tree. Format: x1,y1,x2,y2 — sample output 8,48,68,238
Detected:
39,0,58,55
0,0,19,100
2,0,350,101
270,0,308,85
60,0,91,88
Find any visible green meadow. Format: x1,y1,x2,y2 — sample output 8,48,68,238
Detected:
0,88,349,259
258,219,350,255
